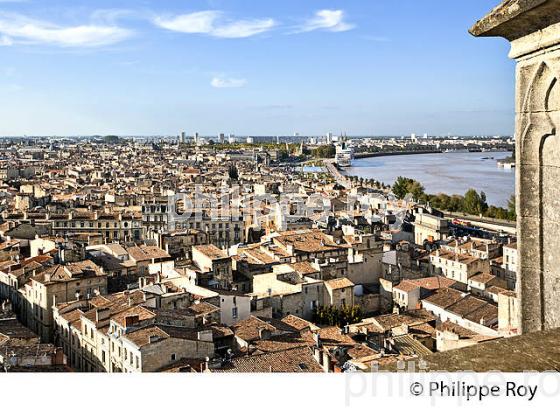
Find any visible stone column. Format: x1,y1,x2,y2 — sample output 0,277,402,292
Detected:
471,0,560,333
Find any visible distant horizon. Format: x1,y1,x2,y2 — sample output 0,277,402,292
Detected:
0,134,513,139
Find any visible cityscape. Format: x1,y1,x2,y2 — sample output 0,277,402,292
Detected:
1,0,560,407
0,132,521,373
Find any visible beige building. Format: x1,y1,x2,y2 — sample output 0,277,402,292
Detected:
48,211,143,243
429,249,489,285
392,280,421,312
440,238,501,260
498,291,520,337
323,277,355,308
414,213,449,246
502,242,518,291
168,213,245,249
20,260,108,342
53,291,218,372
252,262,323,320
436,321,500,352
346,233,384,285
192,244,233,288
126,245,175,277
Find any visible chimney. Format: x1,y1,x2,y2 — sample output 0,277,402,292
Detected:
125,315,140,328
313,332,320,348
197,330,213,342
258,328,271,340
96,307,110,323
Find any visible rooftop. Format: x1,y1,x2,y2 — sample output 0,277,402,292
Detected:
383,328,560,372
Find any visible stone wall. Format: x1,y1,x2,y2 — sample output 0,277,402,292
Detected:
471,0,560,332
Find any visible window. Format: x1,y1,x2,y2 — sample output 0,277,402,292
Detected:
232,307,238,319
171,354,177,361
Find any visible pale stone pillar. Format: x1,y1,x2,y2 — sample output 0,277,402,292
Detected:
471,0,560,333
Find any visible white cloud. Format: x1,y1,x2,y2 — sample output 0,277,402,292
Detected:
0,12,133,47
154,11,218,34
298,10,355,33
154,11,275,38
0,34,13,46
211,76,247,88
212,18,275,38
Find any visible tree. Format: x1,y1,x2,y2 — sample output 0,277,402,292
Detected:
104,135,120,144
228,165,239,180
463,189,487,215
480,191,489,214
392,177,425,200
507,194,516,220
393,176,411,199
313,305,363,327
408,180,425,201
312,145,336,159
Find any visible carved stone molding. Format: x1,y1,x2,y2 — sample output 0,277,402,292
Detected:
472,0,560,333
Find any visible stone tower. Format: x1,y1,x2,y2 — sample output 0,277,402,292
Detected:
471,0,560,333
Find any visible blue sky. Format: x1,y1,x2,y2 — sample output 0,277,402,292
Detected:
0,0,514,136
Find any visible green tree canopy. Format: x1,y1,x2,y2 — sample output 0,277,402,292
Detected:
392,176,425,200
104,135,121,144
312,145,336,159
463,189,488,215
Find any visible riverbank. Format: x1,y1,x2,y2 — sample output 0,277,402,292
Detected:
343,151,515,208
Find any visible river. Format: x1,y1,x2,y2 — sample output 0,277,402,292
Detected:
344,151,515,208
